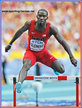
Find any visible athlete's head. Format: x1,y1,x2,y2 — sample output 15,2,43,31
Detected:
37,9,48,25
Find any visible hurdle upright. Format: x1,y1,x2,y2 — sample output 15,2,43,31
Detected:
13,76,80,107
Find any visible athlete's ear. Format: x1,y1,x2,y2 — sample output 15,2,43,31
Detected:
36,14,39,19
46,16,48,20
45,16,48,20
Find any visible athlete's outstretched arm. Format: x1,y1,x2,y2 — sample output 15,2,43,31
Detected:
5,21,30,52
49,24,77,67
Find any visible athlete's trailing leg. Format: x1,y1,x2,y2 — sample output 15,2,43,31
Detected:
51,60,65,75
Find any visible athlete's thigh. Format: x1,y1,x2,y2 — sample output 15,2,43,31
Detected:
23,50,36,66
39,49,57,67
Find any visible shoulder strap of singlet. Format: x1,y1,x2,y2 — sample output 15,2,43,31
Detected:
30,20,35,30
45,22,51,34
46,22,51,29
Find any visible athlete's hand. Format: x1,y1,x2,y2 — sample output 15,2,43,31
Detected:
70,57,77,67
5,45,11,52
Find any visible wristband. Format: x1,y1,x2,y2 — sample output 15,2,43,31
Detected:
9,43,12,46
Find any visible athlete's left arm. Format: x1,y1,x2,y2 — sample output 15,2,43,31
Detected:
49,24,77,67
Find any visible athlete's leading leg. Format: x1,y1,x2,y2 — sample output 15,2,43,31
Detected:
16,59,32,93
16,50,36,93
51,60,65,74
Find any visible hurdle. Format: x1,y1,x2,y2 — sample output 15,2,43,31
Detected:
13,76,80,107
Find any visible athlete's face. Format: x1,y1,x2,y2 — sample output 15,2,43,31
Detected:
37,10,48,25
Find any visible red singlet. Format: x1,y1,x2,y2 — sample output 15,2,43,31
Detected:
23,20,57,67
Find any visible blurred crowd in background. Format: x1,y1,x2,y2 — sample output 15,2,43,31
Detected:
1,1,80,84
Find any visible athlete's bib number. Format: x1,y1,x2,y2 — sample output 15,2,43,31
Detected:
30,40,44,51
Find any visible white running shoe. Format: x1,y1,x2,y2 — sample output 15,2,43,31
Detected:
15,82,22,93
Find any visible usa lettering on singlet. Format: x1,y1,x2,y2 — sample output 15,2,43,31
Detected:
30,39,45,51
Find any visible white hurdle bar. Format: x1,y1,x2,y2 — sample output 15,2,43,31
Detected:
25,75,79,80
13,76,80,107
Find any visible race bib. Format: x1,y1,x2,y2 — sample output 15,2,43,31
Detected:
30,40,44,51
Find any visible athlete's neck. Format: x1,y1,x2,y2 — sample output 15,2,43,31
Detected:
35,21,47,32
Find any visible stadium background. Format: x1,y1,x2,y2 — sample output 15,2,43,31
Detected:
1,1,81,107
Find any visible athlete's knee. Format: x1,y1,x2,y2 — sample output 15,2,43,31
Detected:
23,59,32,70
51,60,65,74
59,64,65,73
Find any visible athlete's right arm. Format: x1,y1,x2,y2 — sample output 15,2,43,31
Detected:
5,21,30,52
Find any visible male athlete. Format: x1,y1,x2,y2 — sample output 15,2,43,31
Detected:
5,9,77,93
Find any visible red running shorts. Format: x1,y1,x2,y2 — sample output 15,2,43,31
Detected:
23,49,57,67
